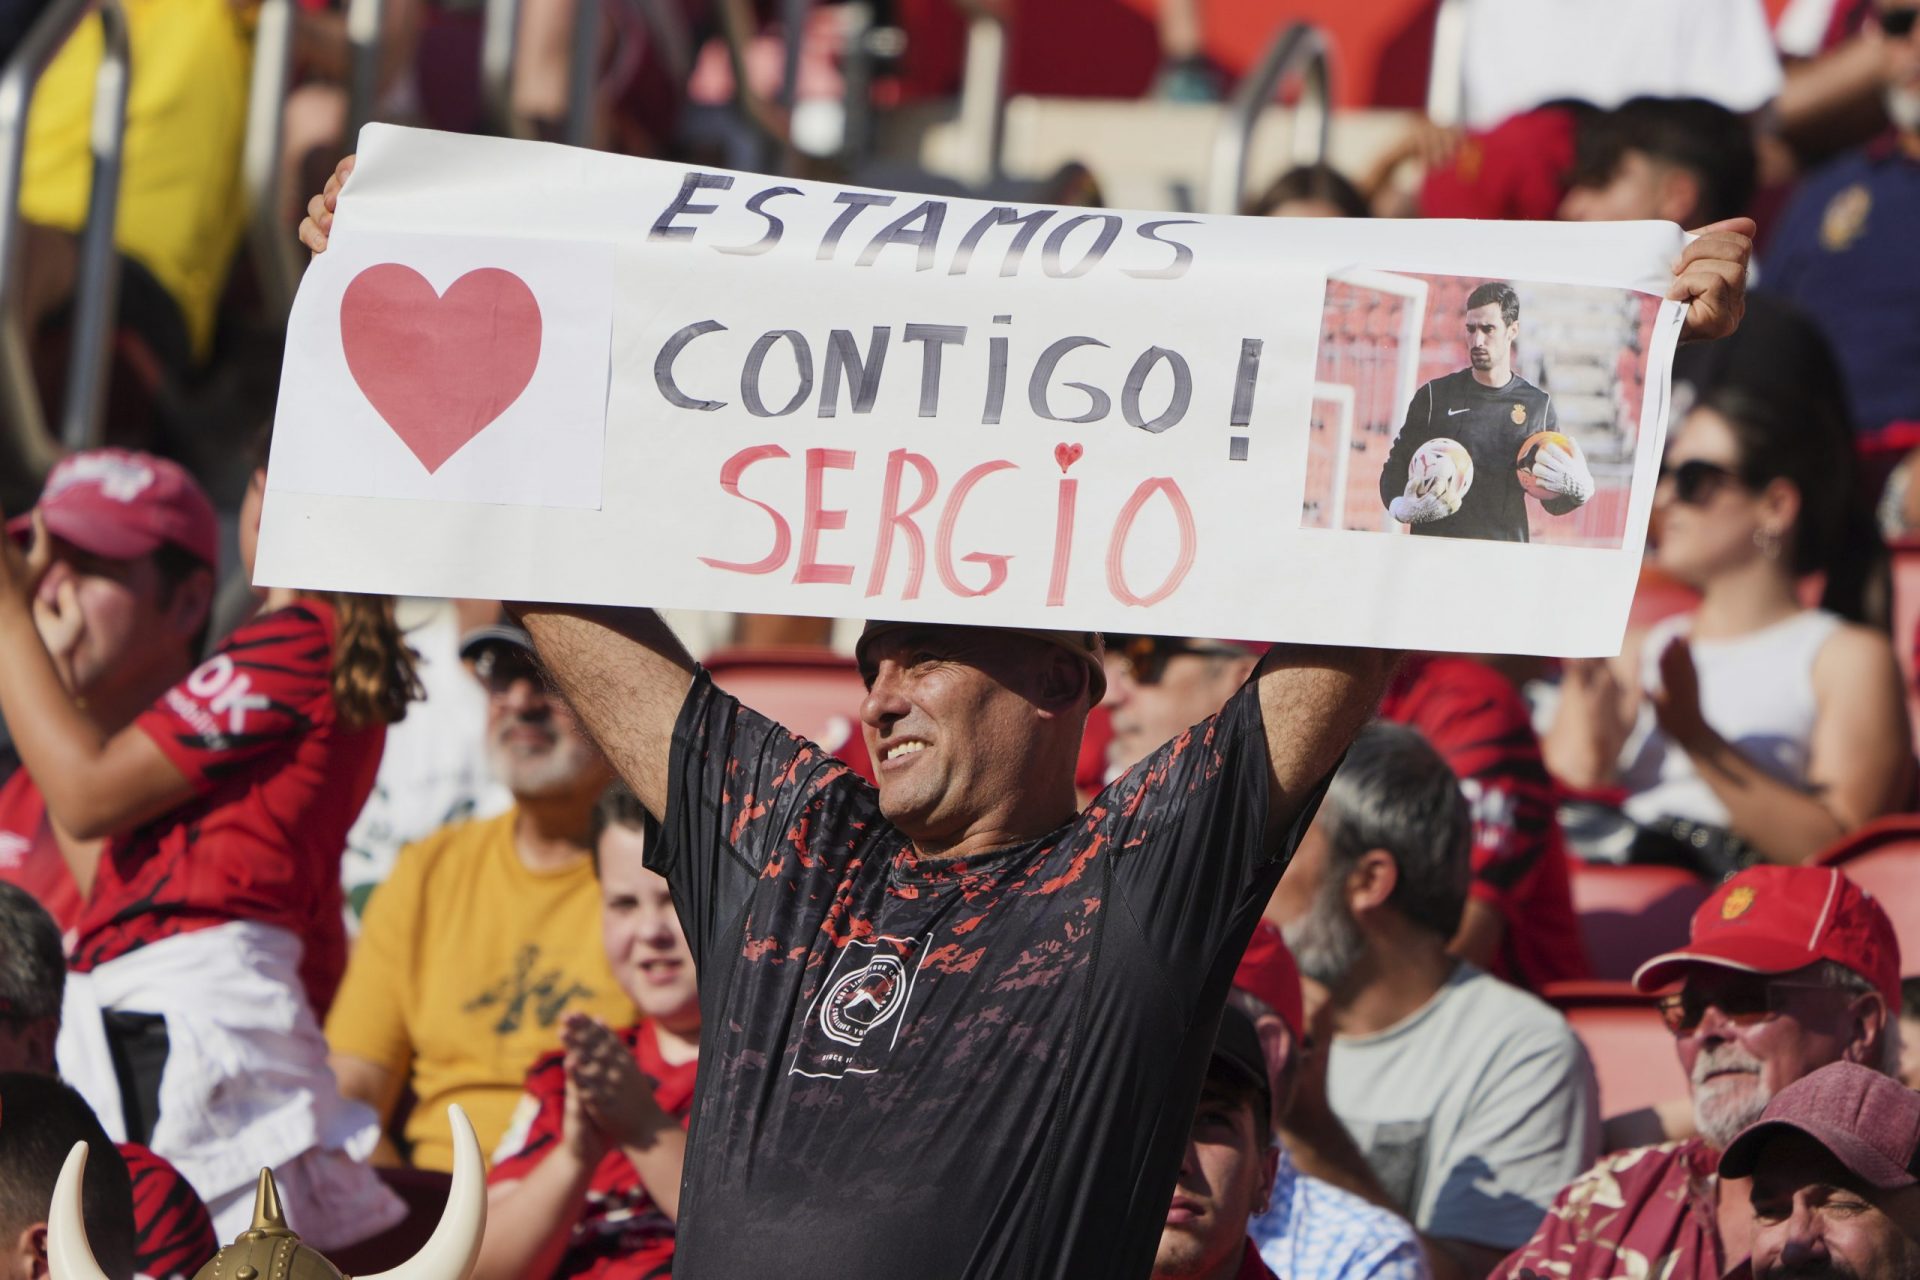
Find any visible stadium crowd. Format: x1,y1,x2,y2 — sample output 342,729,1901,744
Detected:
2,0,1920,1276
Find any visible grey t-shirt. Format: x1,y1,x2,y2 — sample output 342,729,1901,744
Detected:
1327,962,1599,1250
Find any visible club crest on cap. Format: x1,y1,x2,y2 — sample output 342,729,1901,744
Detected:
1511,404,1527,425
1722,885,1756,920
47,453,156,504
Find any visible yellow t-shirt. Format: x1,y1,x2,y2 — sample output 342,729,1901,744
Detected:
325,809,633,1171
20,0,253,361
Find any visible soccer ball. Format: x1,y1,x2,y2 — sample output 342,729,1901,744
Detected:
1408,438,1474,514
1516,431,1578,501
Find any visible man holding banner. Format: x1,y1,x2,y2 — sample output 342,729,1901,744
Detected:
293,148,1752,1279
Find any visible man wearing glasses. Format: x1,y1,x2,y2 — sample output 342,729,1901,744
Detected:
324,619,634,1168
1493,865,1899,1280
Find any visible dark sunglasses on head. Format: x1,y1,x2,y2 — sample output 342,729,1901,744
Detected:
1121,636,1249,686
1655,977,1837,1035
472,644,543,695
1882,6,1919,36
1656,458,1744,506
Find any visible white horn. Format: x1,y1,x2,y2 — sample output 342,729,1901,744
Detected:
358,1104,486,1280
46,1142,113,1280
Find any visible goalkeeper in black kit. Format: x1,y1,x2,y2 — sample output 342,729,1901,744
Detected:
1379,281,1594,542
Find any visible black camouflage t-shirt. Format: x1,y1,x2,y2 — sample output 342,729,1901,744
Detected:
653,671,1309,1279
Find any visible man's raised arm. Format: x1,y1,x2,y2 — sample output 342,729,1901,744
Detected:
511,606,696,821
1254,645,1401,850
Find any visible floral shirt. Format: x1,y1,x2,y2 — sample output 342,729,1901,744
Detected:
1491,1139,1729,1280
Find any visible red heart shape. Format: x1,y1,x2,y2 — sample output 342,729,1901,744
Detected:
340,264,543,474
1054,442,1084,473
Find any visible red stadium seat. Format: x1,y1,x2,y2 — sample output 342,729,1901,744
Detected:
704,646,876,782
328,1168,452,1273
1545,981,1689,1126
1816,815,1920,975
1890,538,1920,750
1569,862,1711,983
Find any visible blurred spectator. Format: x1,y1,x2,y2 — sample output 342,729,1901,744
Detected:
1492,865,1899,1280
1108,639,1589,991
1761,0,1920,469
19,0,252,377
1247,164,1369,218
326,618,630,1170
0,883,216,1279
1268,724,1599,1280
477,783,696,1280
1151,1003,1281,1280
1544,387,1911,871
1901,978,1920,1090
278,0,423,226
1150,0,1223,102
1232,924,1429,1280
1378,656,1591,991
0,1072,135,1280
0,453,417,1245
1721,1062,1920,1280
1559,97,1757,225
341,597,513,925
0,451,215,937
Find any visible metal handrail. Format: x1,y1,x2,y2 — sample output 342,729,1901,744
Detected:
1205,21,1331,215
481,0,524,137
344,0,389,147
242,0,299,321
562,0,599,146
952,11,1006,188
0,0,117,466
1425,0,1468,127
59,0,129,450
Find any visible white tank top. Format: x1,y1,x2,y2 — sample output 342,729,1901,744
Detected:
1618,609,1843,828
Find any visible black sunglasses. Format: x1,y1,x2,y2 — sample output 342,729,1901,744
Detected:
1882,6,1919,36
471,644,544,695
1121,636,1249,686
1655,977,1836,1035
1657,458,1744,506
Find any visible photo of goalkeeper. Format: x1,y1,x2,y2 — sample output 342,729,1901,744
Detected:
1379,282,1595,542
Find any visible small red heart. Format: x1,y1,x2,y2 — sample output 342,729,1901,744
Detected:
1054,442,1084,473
340,264,543,474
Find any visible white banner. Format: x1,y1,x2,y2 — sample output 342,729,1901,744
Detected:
259,124,1689,656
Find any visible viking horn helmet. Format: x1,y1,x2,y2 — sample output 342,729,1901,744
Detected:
47,1105,486,1280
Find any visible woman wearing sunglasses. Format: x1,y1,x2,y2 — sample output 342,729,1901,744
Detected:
1544,384,1912,873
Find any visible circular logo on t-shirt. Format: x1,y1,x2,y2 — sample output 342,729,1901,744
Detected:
819,954,909,1047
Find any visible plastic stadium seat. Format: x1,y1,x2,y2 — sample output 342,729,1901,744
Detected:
1545,981,1689,1124
1816,816,1920,975
328,1168,452,1273
1627,565,1700,632
704,646,876,782
1569,862,1712,982
1891,538,1920,750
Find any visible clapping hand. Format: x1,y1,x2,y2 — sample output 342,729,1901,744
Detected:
1648,635,1711,750
563,1013,670,1151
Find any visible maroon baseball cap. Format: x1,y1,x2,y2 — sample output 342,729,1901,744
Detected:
7,449,218,569
1234,921,1305,1044
1719,1062,1920,1189
1633,866,1900,1012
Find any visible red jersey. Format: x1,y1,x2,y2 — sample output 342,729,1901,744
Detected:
0,771,82,934
70,601,384,1013
1419,107,1579,221
119,1142,218,1279
490,1021,698,1279
1379,655,1592,989
1236,1239,1280,1279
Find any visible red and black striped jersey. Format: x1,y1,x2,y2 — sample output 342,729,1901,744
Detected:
119,1143,216,1279
1380,654,1592,989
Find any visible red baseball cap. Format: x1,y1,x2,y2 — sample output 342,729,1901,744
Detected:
1633,866,1900,1011
7,449,218,569
1719,1062,1920,1189
1234,921,1305,1044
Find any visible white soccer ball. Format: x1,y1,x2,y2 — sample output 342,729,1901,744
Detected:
1408,438,1475,515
